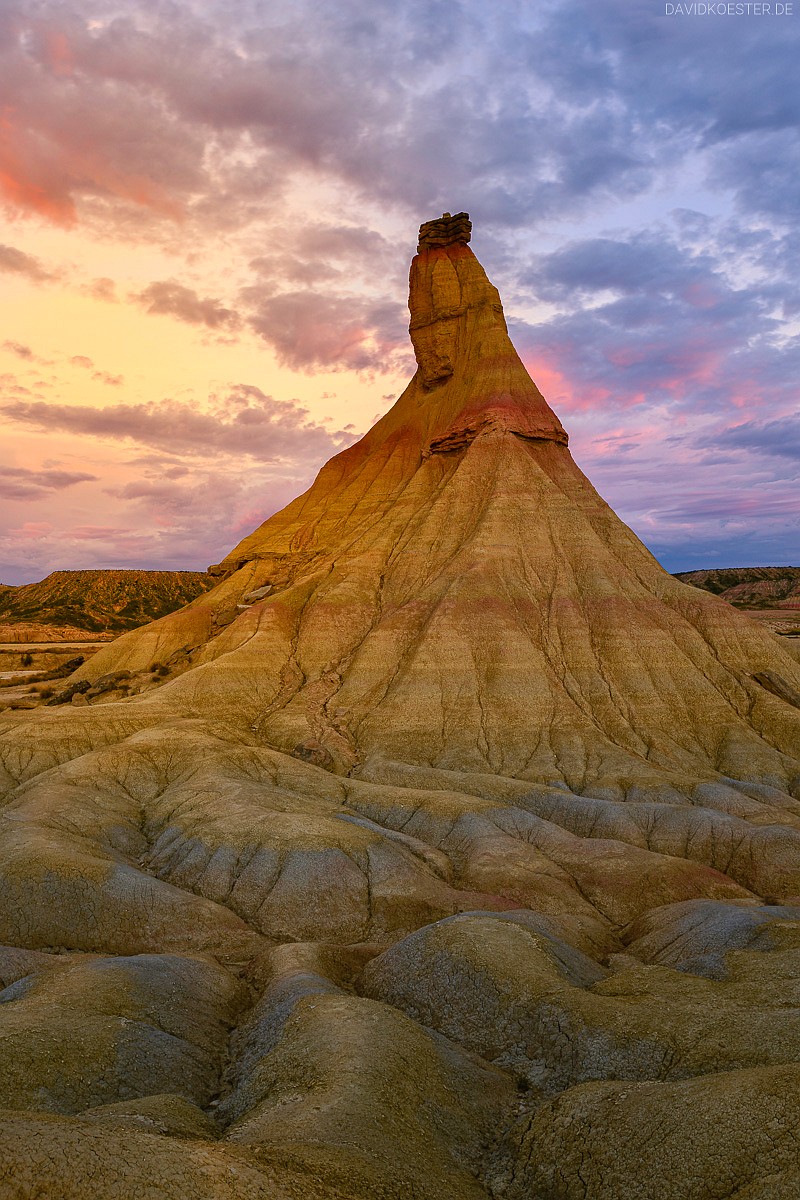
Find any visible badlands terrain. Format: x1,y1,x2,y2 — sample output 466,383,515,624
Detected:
675,565,800,609
0,569,213,638
0,213,799,1199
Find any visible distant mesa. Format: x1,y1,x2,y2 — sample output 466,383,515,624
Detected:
676,565,800,610
0,569,213,639
0,215,798,1199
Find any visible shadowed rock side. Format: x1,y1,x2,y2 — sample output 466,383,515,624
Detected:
0,213,799,1198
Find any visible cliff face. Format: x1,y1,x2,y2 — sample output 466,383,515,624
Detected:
0,215,799,1200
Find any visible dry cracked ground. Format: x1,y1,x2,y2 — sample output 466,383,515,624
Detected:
0,214,799,1199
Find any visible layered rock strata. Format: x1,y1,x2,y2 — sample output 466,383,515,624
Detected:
0,215,798,1199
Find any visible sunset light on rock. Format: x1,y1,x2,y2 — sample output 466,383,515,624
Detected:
1,0,798,584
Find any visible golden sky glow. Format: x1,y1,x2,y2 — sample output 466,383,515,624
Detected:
1,0,797,582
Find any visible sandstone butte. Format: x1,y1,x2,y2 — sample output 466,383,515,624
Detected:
1,213,800,1200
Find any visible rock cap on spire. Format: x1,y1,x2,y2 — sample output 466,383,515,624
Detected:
417,211,472,252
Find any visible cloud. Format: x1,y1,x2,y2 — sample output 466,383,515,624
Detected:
512,221,797,423
705,414,800,461
0,6,207,226
248,223,399,291
0,0,795,246
1,384,358,462
7,522,54,542
710,128,800,222
0,0,797,577
82,276,117,301
134,279,242,330
0,447,315,582
525,233,723,304
92,370,123,386
3,341,35,361
69,524,141,541
0,464,97,500
67,355,122,385
0,243,53,282
245,288,409,373
98,465,310,567
499,221,800,572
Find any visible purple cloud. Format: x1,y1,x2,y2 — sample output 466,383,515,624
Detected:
705,414,800,461
244,288,409,373
0,464,97,500
135,280,242,331
1,385,358,463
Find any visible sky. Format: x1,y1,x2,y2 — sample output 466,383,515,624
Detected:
0,0,798,584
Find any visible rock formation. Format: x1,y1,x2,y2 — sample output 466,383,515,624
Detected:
0,213,799,1199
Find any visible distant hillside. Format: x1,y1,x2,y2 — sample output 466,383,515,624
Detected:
0,570,214,634
675,566,800,608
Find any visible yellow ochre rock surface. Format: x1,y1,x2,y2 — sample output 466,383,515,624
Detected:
0,213,799,1199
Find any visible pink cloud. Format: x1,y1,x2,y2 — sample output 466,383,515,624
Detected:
70,524,131,540
7,521,54,540
245,288,409,374
0,241,53,281
0,464,96,499
1,386,359,463
135,280,241,331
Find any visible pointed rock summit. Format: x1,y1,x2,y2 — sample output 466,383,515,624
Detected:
1,216,799,1199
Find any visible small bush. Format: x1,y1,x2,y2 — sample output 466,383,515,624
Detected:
21,652,33,667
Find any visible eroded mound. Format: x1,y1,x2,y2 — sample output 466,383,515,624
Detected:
0,213,798,1199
